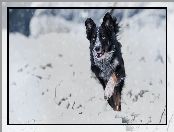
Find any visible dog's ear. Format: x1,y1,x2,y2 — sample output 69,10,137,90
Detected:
102,12,119,34
85,18,96,40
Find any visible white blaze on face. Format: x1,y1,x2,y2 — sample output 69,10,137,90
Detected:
93,28,103,61
95,28,101,48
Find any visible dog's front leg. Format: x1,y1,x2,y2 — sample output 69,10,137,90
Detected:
104,73,122,111
104,73,117,100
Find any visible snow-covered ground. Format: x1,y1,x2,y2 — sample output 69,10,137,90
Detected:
8,8,166,124
2,1,174,132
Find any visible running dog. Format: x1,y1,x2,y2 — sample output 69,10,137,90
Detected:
85,12,125,111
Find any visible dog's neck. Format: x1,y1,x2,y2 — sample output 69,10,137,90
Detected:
93,52,119,81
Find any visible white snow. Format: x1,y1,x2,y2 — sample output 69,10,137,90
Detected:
8,8,166,124
2,1,174,132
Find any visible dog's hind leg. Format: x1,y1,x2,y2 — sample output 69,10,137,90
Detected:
107,92,121,111
113,80,124,111
113,91,121,111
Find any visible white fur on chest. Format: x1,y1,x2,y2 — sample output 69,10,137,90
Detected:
97,58,119,81
93,54,119,100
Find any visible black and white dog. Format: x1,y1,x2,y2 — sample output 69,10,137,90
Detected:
85,12,125,111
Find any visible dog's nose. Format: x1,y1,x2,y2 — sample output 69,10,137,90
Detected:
95,46,101,52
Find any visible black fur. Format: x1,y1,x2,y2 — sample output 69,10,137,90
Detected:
85,12,125,111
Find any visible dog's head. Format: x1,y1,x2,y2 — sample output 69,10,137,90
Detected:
85,12,119,62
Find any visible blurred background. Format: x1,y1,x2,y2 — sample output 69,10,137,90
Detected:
2,2,172,126
8,8,144,37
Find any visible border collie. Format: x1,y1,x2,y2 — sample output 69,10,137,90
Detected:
85,12,125,111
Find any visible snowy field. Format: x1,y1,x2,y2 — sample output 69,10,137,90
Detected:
8,8,167,125
2,2,174,132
